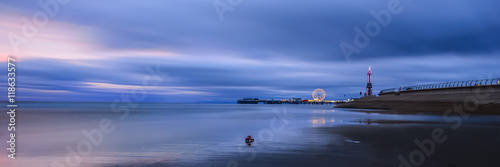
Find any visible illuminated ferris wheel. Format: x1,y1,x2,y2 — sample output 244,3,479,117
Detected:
312,88,326,101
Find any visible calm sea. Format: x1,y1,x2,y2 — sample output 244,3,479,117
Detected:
0,102,498,166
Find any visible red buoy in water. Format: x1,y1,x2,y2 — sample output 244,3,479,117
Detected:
245,136,254,146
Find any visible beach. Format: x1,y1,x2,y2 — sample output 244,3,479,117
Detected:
1,102,499,167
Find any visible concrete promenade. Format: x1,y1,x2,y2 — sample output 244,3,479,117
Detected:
336,85,500,114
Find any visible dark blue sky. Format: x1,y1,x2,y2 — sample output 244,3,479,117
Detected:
1,0,499,103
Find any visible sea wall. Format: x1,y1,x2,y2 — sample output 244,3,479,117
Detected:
335,85,500,114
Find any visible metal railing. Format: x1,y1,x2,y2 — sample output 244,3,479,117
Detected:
400,78,500,91
380,88,396,94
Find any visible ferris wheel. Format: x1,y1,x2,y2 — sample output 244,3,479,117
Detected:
312,88,326,101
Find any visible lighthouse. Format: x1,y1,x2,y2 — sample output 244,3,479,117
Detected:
366,66,373,96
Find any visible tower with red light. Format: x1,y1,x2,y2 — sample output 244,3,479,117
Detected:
366,66,373,96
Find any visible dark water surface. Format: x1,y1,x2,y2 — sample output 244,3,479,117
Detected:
1,102,499,167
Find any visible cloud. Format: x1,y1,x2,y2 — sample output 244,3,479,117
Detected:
0,0,499,102
83,82,212,95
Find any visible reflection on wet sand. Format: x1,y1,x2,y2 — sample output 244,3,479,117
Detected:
2,103,500,166
356,119,445,125
310,117,326,126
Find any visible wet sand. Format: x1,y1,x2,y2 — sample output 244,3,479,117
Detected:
316,124,500,166
227,125,499,167
104,124,500,167
2,102,499,167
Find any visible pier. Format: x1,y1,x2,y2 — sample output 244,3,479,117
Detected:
237,98,341,105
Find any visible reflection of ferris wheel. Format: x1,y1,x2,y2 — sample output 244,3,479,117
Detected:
312,88,326,101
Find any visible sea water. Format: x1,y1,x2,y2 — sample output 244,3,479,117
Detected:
0,102,498,166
